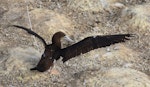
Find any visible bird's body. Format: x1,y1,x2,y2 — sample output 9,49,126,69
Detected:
12,25,134,72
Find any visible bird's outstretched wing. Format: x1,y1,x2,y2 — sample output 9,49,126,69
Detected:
60,34,134,62
12,25,47,47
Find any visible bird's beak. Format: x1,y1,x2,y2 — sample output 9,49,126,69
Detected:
63,36,74,42
30,67,37,71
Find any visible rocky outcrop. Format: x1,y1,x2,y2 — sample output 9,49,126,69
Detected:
0,0,149,86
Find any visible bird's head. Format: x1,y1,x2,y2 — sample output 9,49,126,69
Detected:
52,31,74,48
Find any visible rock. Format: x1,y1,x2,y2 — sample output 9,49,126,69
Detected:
100,44,138,65
0,0,149,86
3,47,41,73
4,8,25,21
67,0,103,11
0,7,7,18
121,3,150,31
30,8,74,32
67,0,126,12
74,68,150,87
22,8,75,42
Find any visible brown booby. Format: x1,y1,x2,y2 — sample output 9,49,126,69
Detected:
12,25,134,72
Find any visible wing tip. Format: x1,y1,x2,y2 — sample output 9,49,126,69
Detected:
124,34,136,40
11,25,21,28
128,34,136,37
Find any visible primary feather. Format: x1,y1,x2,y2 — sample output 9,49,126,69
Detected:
12,25,47,47
60,34,133,62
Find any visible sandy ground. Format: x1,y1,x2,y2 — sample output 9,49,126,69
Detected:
0,0,150,87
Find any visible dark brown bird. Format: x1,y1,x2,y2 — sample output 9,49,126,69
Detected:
12,25,134,72
12,25,73,72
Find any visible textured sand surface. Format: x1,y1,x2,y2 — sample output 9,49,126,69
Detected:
0,0,149,86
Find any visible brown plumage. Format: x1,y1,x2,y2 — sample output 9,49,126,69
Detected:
60,34,132,62
12,25,65,72
12,25,134,72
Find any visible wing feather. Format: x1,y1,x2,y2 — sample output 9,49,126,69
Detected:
12,25,47,47
61,34,134,62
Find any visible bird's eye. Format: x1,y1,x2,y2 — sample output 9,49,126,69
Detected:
42,53,46,58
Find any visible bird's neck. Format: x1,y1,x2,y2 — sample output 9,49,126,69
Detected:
52,39,61,48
